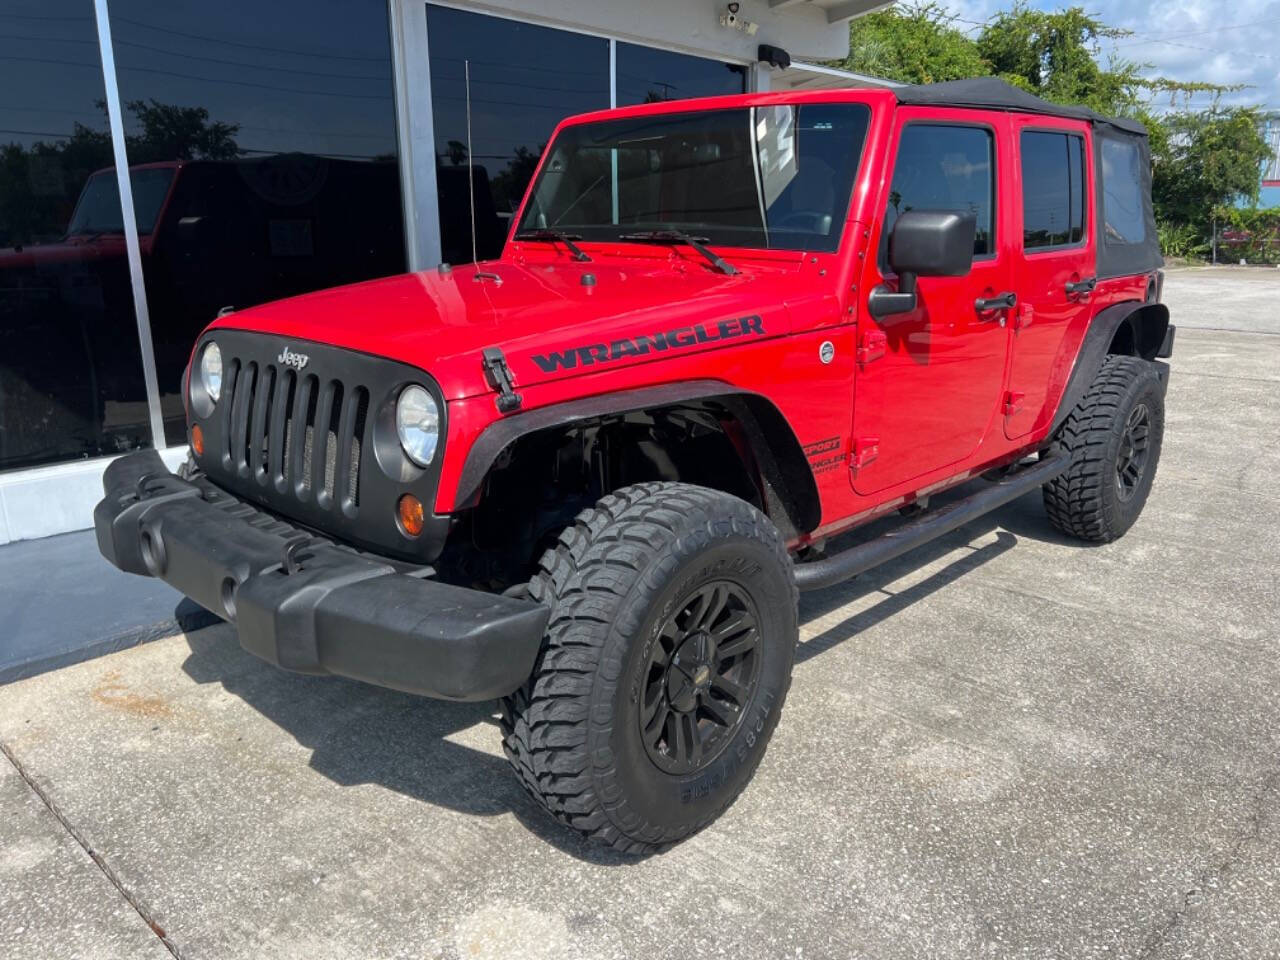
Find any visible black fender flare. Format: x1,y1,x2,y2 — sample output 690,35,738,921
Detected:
452,380,821,538
1050,300,1170,434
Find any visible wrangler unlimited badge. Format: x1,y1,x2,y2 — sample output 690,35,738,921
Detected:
530,315,765,372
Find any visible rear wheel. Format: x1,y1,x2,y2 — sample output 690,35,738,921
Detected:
500,481,798,854
1043,354,1165,542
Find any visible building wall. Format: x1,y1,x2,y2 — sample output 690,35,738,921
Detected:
1260,117,1280,210
436,0,852,63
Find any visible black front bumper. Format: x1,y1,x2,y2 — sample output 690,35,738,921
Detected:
94,450,548,701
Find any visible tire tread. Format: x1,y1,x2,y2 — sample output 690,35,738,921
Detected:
1043,354,1163,542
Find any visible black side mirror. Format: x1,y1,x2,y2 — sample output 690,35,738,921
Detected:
868,210,977,319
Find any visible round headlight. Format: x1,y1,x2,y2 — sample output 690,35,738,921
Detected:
395,385,439,467
199,341,223,403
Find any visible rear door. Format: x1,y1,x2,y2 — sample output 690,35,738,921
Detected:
852,111,1014,495
1005,119,1095,439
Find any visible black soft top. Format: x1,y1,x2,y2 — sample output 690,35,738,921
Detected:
893,77,1148,137
890,76,1160,279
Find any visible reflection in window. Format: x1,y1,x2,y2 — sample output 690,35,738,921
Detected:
886,124,996,257
67,167,175,236
426,5,609,264
615,44,746,106
108,0,406,445
0,0,151,471
1021,131,1085,250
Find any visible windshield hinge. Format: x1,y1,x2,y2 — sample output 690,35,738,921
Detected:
482,347,522,414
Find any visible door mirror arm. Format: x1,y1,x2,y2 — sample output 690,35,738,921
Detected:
866,210,976,320
868,272,917,319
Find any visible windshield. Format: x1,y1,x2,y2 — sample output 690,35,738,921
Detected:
67,168,175,237
517,103,871,253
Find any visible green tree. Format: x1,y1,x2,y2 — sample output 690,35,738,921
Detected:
976,5,1143,114
1152,107,1271,225
836,2,988,85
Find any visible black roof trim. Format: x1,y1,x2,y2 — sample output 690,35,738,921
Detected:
891,77,1148,137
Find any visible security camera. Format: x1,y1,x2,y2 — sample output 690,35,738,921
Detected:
720,3,759,34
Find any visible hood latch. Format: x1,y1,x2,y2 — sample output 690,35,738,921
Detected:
482,347,522,414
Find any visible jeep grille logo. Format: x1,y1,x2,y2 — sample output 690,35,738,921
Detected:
277,346,309,370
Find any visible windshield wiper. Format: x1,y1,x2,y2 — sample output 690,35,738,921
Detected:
514,229,591,262
617,230,738,276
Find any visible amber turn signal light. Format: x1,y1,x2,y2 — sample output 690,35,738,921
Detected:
397,494,424,538
191,424,204,457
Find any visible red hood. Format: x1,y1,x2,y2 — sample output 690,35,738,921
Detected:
208,252,834,401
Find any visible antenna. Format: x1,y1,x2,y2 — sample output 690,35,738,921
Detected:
465,59,478,266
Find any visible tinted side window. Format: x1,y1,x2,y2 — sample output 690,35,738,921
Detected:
886,124,995,258
1021,131,1086,249
1101,138,1148,245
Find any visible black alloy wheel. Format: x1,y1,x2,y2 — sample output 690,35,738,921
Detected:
640,581,762,775
1115,402,1151,502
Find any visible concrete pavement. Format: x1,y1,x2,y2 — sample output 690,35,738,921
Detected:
1,268,1278,959
1,755,170,960
1160,263,1280,335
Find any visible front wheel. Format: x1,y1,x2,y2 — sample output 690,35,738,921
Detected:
500,482,798,854
1043,354,1165,542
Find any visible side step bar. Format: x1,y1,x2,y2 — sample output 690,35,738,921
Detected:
793,454,1068,592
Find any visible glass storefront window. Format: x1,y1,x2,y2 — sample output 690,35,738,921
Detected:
615,44,747,107
2,3,754,476
108,0,406,445
0,0,152,471
425,5,610,264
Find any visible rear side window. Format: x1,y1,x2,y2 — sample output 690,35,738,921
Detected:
1021,131,1086,249
1101,137,1147,245
885,124,995,258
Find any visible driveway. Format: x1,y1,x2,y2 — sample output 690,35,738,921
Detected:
2,267,1278,960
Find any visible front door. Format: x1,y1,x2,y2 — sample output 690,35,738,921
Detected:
852,113,1014,496
1004,119,1095,439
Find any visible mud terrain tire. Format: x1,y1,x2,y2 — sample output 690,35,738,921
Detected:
500,482,798,854
1043,355,1165,543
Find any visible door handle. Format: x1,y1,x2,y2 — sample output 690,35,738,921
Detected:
975,292,1017,313
1065,277,1097,295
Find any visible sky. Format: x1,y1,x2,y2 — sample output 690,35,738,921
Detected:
937,0,1280,112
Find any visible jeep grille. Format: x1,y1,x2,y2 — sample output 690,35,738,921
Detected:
224,363,369,512
189,330,447,563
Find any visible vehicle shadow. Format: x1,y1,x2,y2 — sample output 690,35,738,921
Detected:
179,630,640,865
794,485,1065,662
176,485,1064,862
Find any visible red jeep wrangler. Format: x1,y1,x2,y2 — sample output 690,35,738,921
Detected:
95,78,1172,853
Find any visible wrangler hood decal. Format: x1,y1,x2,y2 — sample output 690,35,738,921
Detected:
530,315,765,373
